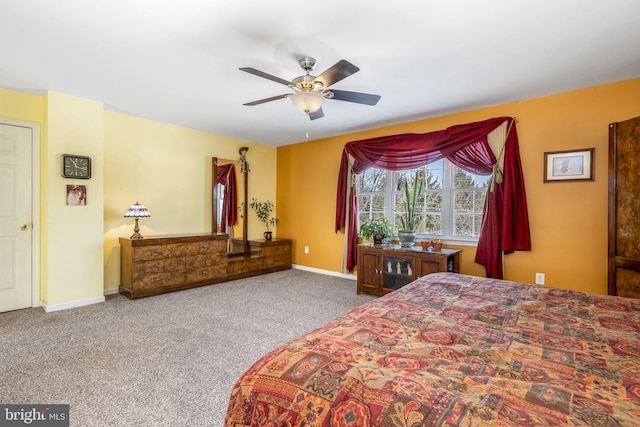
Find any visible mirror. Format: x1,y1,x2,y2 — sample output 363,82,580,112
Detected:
212,153,248,255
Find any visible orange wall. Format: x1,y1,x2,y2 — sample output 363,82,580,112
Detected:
277,78,640,295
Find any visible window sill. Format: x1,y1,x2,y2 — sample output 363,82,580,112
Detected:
443,239,478,247
415,235,479,247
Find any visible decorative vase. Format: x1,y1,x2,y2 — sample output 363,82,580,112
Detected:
263,231,273,241
373,233,385,245
420,240,430,251
398,230,416,247
431,240,443,251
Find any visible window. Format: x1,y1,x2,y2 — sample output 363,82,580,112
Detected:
356,159,491,242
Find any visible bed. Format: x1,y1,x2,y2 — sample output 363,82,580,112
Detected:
224,273,640,426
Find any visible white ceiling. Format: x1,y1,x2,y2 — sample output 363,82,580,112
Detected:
2,1,640,147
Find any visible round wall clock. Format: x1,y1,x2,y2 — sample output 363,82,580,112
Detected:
61,154,91,179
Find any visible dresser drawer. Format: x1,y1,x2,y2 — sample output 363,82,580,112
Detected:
132,258,185,280
187,264,226,282
228,257,263,274
133,243,185,261
263,245,291,257
134,271,187,290
184,240,225,255
185,253,225,269
264,255,290,269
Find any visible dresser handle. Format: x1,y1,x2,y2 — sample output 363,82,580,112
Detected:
202,244,209,249
154,277,161,282
154,250,162,255
202,270,209,275
203,257,209,262
154,263,162,268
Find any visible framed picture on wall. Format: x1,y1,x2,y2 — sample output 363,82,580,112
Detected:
66,185,87,205
544,148,594,182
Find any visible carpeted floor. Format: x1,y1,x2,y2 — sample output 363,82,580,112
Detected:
0,269,376,426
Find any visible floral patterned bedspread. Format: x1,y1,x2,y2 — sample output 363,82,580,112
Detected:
225,273,640,426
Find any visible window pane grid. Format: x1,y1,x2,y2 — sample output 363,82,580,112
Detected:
356,162,488,241
451,167,489,238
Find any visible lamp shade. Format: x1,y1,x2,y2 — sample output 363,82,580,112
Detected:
289,92,325,113
124,202,151,218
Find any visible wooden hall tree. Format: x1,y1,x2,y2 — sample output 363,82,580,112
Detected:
608,116,640,297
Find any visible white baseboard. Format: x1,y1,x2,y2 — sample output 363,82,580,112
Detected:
292,264,356,281
104,287,120,296
42,296,105,313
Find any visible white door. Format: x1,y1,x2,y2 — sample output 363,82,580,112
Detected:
0,123,33,312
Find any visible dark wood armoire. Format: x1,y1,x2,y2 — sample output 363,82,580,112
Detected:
608,116,640,297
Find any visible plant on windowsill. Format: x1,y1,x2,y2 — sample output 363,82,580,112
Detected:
359,217,394,245
397,170,424,247
249,198,280,241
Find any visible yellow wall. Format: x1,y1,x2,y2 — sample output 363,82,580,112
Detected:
1,89,106,308
278,78,640,295
43,92,105,306
0,89,43,123
102,112,276,292
1,87,276,306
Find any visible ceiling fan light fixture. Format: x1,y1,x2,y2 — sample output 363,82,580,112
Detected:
240,57,380,119
289,92,325,113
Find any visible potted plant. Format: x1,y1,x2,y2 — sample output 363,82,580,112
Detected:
249,198,280,241
359,218,394,245
397,170,424,247
430,239,444,251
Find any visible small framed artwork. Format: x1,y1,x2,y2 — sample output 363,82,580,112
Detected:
66,185,87,205
544,148,594,182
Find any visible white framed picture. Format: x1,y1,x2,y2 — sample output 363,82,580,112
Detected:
544,148,594,182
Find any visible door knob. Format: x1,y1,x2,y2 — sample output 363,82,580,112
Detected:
20,224,30,230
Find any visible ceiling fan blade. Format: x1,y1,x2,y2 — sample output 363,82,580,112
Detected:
239,67,291,86
329,89,381,106
314,60,360,88
309,108,324,120
243,94,289,106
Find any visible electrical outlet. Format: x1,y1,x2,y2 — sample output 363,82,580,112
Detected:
535,272,545,285
304,246,309,254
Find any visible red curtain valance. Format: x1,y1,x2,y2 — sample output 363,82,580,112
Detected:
335,116,531,278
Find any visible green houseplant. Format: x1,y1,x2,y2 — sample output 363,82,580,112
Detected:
397,170,424,247
359,217,393,245
249,198,280,241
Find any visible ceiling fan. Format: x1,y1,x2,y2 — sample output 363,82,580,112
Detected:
239,57,381,120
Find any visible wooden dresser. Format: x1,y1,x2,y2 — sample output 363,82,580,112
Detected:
357,244,460,295
228,238,292,276
120,234,228,299
120,234,292,299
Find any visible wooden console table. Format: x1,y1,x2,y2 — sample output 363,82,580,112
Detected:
120,234,291,299
357,244,460,295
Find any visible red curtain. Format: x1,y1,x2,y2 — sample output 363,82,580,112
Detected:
217,164,237,232
335,117,531,278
